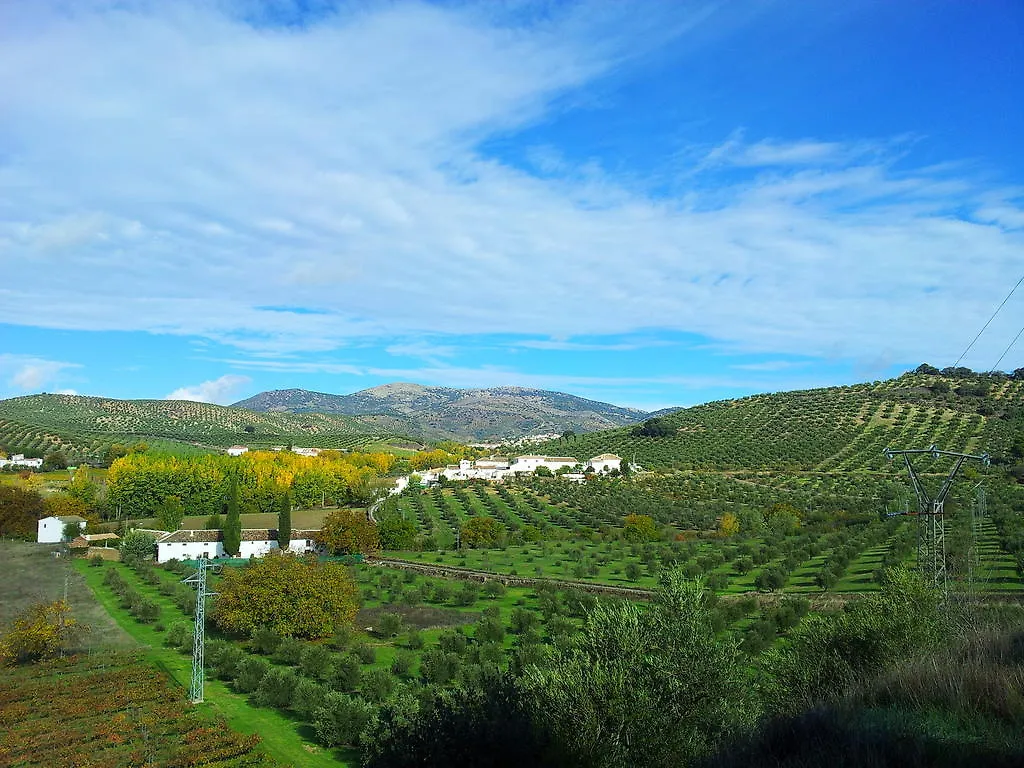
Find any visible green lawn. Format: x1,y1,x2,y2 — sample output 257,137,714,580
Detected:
76,559,354,768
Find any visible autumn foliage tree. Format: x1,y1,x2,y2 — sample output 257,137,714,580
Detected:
0,600,87,665
212,552,359,639
622,513,659,542
315,509,379,556
460,516,505,549
718,512,740,538
0,486,45,538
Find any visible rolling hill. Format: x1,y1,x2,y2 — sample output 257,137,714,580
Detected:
0,393,398,462
533,370,1024,472
234,382,649,442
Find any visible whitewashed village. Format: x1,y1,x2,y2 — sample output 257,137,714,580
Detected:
35,449,624,563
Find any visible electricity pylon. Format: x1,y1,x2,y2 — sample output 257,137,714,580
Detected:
182,558,219,703
883,445,989,592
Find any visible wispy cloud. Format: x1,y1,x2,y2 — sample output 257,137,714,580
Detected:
0,354,81,394
166,374,251,404
0,1,1021,374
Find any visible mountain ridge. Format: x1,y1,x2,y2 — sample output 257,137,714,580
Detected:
232,382,650,442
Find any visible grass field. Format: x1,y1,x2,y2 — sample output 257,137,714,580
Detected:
76,559,355,768
0,541,134,650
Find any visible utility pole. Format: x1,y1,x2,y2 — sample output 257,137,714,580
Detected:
883,445,989,592
182,558,219,703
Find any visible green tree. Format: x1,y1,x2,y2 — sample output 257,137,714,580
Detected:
278,489,292,552
119,530,156,561
523,569,757,767
223,477,241,556
42,451,68,472
315,508,379,556
622,513,658,542
212,552,359,639
205,513,223,530
378,513,417,550
0,486,45,538
461,516,505,548
158,495,185,531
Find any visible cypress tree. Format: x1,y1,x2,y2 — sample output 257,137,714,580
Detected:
278,489,292,553
224,477,241,556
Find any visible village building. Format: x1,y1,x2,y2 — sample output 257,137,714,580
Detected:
1,454,44,469
226,446,249,457
37,515,87,543
155,528,325,563
291,447,321,457
509,455,579,474
69,532,120,549
587,453,623,473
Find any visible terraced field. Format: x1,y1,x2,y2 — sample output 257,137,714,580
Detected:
0,394,402,462
533,373,1024,471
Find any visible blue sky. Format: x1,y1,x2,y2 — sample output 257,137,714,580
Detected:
1,0,1022,411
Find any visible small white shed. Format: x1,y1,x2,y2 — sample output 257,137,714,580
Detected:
37,515,87,544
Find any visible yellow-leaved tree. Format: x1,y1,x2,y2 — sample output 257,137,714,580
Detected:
718,512,740,538
0,600,87,665
212,553,358,639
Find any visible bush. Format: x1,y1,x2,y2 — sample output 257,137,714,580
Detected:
376,613,404,638
406,629,425,650
89,554,105,567
391,650,415,677
213,644,246,681
164,621,192,649
251,626,282,655
299,643,334,681
331,653,362,692
253,666,298,709
292,678,329,721
312,692,376,747
234,656,272,694
453,582,480,607
764,566,944,712
482,580,506,598
274,636,304,665
360,667,396,704
355,642,377,665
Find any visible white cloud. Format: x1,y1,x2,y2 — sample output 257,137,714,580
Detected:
0,354,81,393
166,374,251,404
0,1,1021,372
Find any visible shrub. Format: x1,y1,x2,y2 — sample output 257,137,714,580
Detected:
356,643,377,665
250,626,282,655
253,666,298,709
360,667,396,704
89,554,105,567
331,653,362,692
482,580,507,598
376,613,404,638
406,629,424,650
164,621,192,649
292,678,329,721
391,650,414,677
274,637,305,665
299,643,334,681
234,656,272,694
312,692,376,747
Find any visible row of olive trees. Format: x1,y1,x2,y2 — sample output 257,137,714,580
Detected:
361,566,945,768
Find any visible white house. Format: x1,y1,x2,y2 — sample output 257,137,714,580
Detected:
156,528,325,562
226,446,249,457
587,453,623,473
291,447,321,457
2,453,44,470
157,529,224,561
37,515,87,544
510,455,579,474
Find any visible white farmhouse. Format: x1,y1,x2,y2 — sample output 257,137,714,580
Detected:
291,447,321,457
3,454,44,469
226,446,249,457
37,515,87,544
587,453,623,473
157,529,225,561
155,528,325,562
510,455,579,474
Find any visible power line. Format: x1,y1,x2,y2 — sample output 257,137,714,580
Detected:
990,323,1024,373
952,274,1024,368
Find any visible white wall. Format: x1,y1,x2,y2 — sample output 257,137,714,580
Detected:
37,517,84,544
157,540,225,563
239,539,280,559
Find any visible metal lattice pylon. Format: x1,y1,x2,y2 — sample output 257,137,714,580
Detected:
182,558,219,703
883,445,989,592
